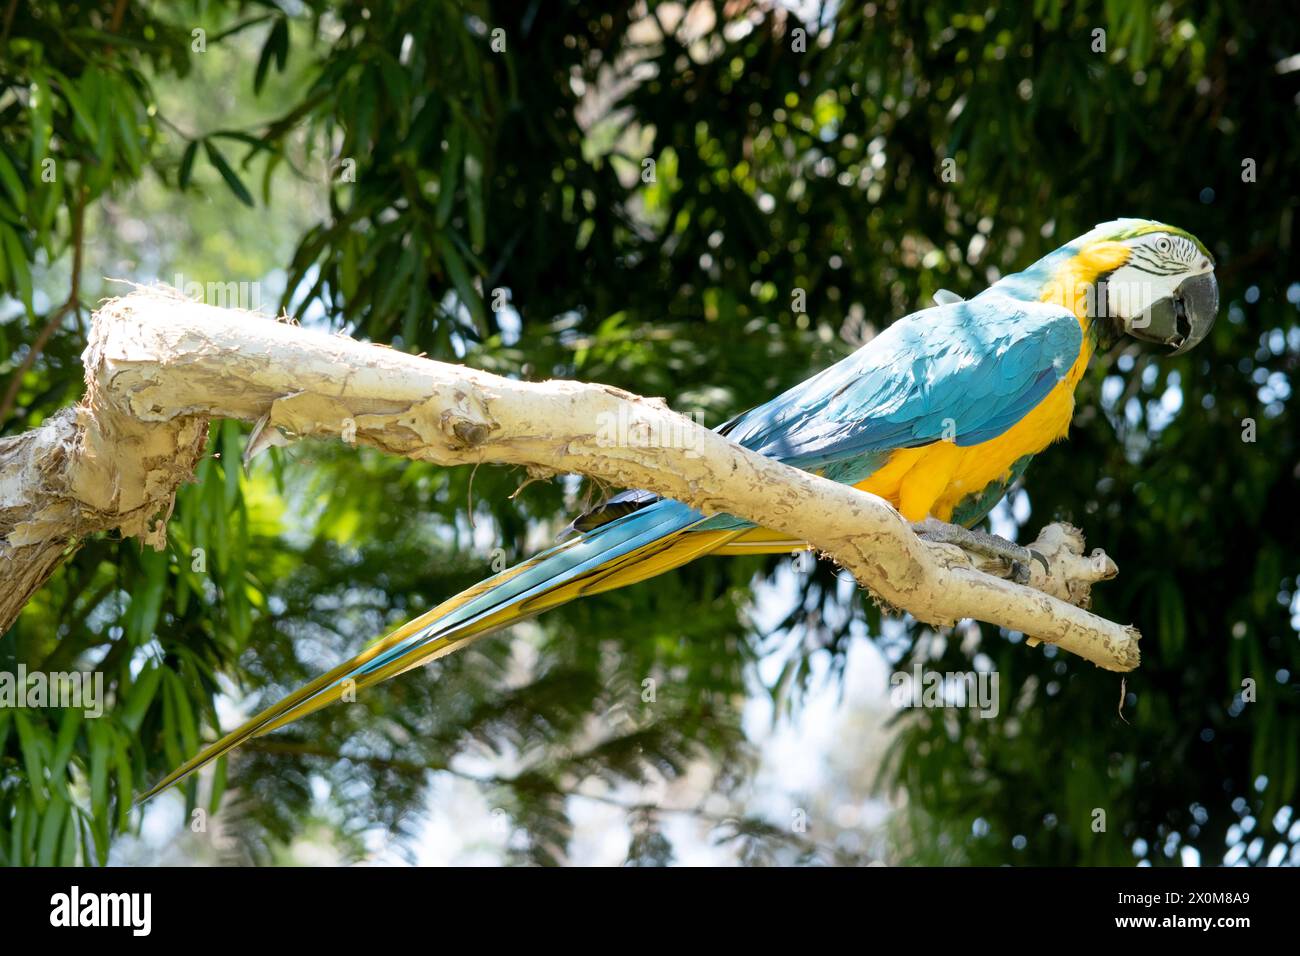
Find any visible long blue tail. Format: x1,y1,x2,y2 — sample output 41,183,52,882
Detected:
140,498,731,800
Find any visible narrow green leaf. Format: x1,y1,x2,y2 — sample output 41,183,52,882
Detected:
48,707,83,790
14,711,48,812
167,671,200,758
437,234,487,334
465,150,485,250
0,147,26,215
435,124,463,228
113,86,144,175
37,796,68,867
29,70,52,172
49,69,99,147
254,22,278,94
160,672,183,769
209,755,229,813
11,793,27,865
1,224,33,310
89,720,110,821
178,139,199,189
120,663,164,733
204,140,255,206
115,735,134,828
271,17,290,71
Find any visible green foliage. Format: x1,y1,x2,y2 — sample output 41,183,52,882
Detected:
2,0,1299,865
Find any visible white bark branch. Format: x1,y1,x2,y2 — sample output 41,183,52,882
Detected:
0,288,1140,670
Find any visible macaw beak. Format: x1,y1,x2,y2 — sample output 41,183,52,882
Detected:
1127,271,1219,354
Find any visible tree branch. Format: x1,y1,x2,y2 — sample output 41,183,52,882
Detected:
0,288,1140,670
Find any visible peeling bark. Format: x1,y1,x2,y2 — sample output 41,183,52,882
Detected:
0,288,1140,670
0,399,208,633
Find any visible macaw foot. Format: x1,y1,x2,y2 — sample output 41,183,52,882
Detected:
911,518,1049,585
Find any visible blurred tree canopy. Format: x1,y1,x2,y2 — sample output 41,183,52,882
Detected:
1,0,1298,865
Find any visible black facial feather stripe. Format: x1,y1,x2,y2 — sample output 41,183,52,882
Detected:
1127,236,1198,274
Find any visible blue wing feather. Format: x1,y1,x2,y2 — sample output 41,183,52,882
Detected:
720,292,1082,466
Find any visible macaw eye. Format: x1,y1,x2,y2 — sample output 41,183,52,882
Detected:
1156,237,1172,253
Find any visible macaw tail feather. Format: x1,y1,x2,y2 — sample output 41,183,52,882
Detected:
139,499,758,803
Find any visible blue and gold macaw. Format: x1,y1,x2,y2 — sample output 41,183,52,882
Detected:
142,218,1218,799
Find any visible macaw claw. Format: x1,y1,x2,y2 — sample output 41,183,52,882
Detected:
912,519,1047,583
1010,551,1050,586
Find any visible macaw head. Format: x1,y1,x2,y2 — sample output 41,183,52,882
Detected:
1077,219,1219,354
